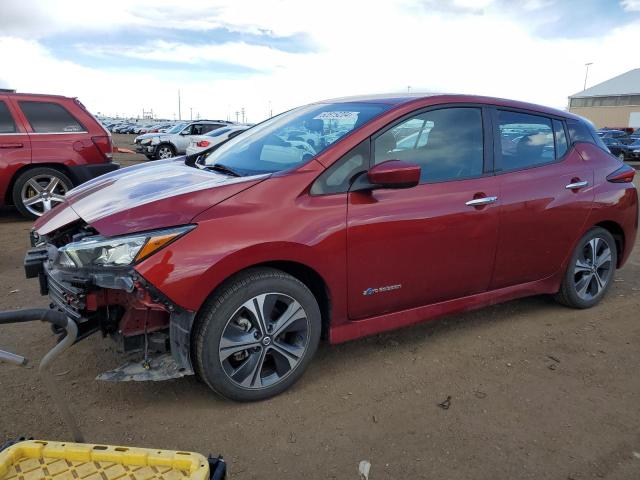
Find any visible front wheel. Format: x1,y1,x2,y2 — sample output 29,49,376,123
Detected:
555,227,617,308
194,268,321,401
155,144,175,159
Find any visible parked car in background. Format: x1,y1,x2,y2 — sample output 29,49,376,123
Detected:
185,124,252,156
134,120,235,159
630,128,640,140
602,136,633,161
626,138,640,160
113,124,133,134
0,91,118,218
597,129,628,139
26,94,637,401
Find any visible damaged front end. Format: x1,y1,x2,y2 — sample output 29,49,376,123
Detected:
25,221,196,382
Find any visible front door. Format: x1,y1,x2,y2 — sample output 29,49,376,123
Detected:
347,106,500,320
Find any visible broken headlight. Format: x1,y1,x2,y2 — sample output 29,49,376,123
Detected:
56,225,195,268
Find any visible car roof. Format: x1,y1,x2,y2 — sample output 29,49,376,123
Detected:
317,93,579,121
0,91,75,100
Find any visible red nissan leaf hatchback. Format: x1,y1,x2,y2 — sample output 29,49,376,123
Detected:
25,94,638,401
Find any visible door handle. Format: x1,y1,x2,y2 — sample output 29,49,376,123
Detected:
0,143,23,149
565,180,589,190
465,196,498,207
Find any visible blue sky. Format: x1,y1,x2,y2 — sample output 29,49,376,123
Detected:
1,0,639,120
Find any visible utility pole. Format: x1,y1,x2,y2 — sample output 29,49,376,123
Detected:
241,107,245,123
190,107,193,121
235,111,239,122
268,100,273,118
583,62,593,91
407,85,411,93
178,90,182,120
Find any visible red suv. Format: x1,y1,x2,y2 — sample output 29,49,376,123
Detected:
24,94,637,401
0,91,117,218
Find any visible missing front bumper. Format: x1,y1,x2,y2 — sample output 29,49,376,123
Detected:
23,246,197,382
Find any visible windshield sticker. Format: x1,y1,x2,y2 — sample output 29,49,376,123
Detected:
313,111,359,121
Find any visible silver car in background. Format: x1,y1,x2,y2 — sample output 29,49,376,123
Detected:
134,120,236,159
185,124,252,156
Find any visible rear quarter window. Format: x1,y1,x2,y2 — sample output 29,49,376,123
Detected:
567,119,608,151
0,101,17,133
18,101,86,133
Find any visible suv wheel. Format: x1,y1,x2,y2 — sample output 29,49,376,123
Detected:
12,168,73,219
155,144,175,160
555,227,617,308
194,267,321,401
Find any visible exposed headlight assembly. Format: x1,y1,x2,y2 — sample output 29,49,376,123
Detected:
56,225,195,268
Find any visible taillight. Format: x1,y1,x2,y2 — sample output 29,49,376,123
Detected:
91,135,113,161
606,164,636,183
197,140,210,147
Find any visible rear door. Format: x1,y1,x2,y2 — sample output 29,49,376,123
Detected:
490,109,594,289
15,99,87,169
0,97,31,205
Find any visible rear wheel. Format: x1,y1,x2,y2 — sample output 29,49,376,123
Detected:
617,152,626,162
194,267,321,401
555,227,617,308
12,168,73,219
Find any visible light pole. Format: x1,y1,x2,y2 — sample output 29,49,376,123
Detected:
177,90,182,120
583,62,593,91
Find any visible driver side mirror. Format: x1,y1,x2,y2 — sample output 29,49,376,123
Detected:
180,129,190,135
351,160,421,191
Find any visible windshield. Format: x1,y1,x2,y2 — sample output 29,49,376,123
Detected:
202,102,391,175
167,123,186,134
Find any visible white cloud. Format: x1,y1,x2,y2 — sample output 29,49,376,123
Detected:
621,0,640,11
1,0,639,121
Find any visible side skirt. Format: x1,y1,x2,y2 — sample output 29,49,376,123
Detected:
329,275,561,344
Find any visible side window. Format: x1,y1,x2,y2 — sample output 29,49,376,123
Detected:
566,119,593,143
567,119,608,151
498,111,554,171
18,101,85,133
0,101,17,134
310,140,369,195
553,119,568,158
374,107,483,183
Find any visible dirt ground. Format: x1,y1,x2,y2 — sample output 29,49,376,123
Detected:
1,135,639,479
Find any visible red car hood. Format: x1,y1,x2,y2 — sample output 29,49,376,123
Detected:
34,159,267,237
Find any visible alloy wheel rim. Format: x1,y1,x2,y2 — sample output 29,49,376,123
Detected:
218,293,309,390
158,147,173,159
618,153,625,161
20,174,68,217
573,237,612,301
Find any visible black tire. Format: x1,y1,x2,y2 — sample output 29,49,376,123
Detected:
555,227,617,309
145,155,154,161
12,167,73,219
154,143,175,160
194,267,321,402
